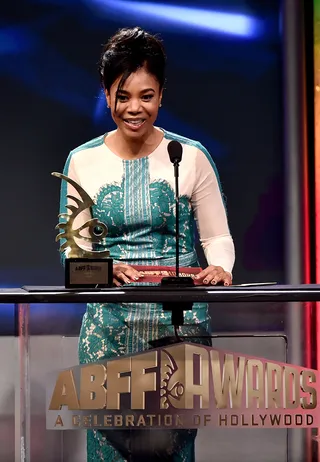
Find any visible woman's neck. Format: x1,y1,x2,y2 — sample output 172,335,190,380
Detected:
105,127,163,160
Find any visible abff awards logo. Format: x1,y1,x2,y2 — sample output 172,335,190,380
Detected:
47,343,317,430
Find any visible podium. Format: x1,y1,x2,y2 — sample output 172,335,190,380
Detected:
0,285,318,461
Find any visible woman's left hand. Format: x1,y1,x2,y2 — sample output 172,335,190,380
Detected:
195,265,232,286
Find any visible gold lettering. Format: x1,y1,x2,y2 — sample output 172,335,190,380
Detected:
93,415,102,427
204,415,211,426
103,415,112,427
247,359,264,408
301,370,317,409
161,344,209,409
266,362,282,408
260,414,267,425
175,415,184,426
147,414,156,426
49,370,79,410
72,415,80,427
164,415,172,426
126,415,134,426
114,415,123,427
219,414,227,425
284,367,300,409
241,414,248,426
83,415,92,427
80,364,107,410
231,415,238,425
106,357,131,410
191,347,210,409
251,414,259,426
211,351,245,409
270,414,281,425
137,415,146,426
193,415,201,426
284,414,292,425
131,351,157,409
54,415,64,427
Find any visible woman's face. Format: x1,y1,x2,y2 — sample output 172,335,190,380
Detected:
105,67,162,140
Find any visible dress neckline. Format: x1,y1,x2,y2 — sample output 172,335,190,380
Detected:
102,127,166,162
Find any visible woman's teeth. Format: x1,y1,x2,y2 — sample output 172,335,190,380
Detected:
124,119,145,125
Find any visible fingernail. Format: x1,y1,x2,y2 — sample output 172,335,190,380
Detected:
134,277,139,280
203,279,208,284
194,275,199,279
224,282,229,286
211,280,217,285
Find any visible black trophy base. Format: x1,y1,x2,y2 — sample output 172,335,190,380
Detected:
65,258,113,289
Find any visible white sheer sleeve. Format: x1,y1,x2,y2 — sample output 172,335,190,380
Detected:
191,147,235,274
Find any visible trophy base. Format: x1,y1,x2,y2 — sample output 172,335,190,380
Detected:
65,258,113,289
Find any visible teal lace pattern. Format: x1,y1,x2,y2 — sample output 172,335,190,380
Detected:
79,155,210,461
92,158,195,265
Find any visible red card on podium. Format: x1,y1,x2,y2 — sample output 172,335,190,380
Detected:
131,265,203,285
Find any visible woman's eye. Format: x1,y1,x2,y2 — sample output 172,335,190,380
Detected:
142,94,154,101
117,95,128,102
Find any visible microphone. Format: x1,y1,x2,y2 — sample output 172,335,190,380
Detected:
160,140,194,329
168,140,182,164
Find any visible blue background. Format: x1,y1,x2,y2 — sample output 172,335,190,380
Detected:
0,0,283,333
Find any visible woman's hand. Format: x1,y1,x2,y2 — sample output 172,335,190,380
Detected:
195,265,232,286
113,264,144,286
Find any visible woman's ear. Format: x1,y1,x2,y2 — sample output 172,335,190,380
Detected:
159,89,164,108
105,90,111,109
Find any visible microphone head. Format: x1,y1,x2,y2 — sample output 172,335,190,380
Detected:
167,140,183,164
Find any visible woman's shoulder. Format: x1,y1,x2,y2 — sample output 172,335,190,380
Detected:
161,128,220,177
70,134,106,156
161,128,211,160
63,134,107,171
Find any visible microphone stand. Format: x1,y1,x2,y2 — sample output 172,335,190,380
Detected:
149,154,194,349
148,140,213,349
160,159,194,328
174,161,179,278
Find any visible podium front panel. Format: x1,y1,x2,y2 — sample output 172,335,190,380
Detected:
1,289,316,462
25,334,289,462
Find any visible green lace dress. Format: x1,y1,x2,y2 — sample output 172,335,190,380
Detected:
60,129,234,461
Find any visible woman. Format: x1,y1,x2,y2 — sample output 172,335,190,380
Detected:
59,27,235,462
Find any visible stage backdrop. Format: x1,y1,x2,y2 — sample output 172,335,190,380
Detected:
0,0,283,333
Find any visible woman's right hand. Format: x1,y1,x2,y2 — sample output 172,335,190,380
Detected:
113,264,144,286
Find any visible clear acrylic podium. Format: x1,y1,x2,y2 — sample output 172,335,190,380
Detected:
1,285,319,462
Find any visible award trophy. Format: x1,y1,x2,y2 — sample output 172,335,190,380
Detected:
52,172,113,289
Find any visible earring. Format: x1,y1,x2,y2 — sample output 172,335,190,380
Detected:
159,103,162,108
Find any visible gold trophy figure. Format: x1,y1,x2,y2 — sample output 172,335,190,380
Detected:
52,172,113,288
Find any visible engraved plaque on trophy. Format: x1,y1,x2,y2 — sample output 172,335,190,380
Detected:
52,172,113,289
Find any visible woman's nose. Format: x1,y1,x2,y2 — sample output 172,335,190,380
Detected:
128,98,141,113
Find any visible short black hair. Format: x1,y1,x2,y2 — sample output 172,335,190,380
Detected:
99,27,166,93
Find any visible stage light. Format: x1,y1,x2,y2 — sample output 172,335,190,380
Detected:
88,0,261,38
